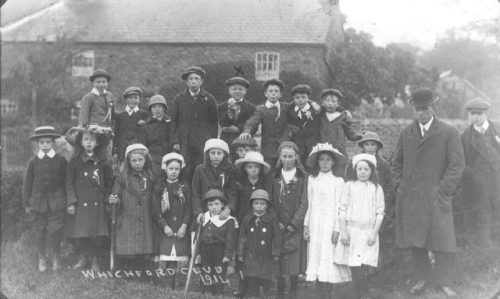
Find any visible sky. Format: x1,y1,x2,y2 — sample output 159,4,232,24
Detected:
339,0,500,49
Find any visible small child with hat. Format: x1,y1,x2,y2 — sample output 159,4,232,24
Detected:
218,76,256,147
287,84,322,167
231,136,258,161
236,189,281,298
23,126,67,272
79,68,116,128
65,126,114,272
138,95,178,176
112,86,148,163
318,89,362,177
461,97,500,248
198,189,237,296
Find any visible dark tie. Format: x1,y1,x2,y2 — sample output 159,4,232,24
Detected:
270,107,278,121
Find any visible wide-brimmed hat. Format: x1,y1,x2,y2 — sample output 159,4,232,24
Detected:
161,152,186,170
291,84,312,96
30,126,61,141
234,151,271,173
148,95,168,110
263,79,285,91
65,125,112,147
225,76,250,88
123,86,143,98
358,131,383,149
89,68,111,82
306,143,345,168
465,98,491,111
202,189,227,205
204,138,229,154
181,66,206,80
409,88,439,107
321,89,343,99
352,153,377,169
231,137,257,149
249,189,272,205
125,143,148,158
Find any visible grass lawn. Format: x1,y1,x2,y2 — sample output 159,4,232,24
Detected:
1,232,500,299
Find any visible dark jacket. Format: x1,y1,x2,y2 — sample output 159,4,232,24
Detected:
461,121,500,210
236,212,281,278
235,174,273,222
391,118,465,252
23,153,67,212
272,168,308,275
200,216,237,260
318,110,361,157
113,109,149,159
65,154,113,238
152,179,192,257
243,102,292,159
79,91,116,127
218,98,256,146
171,88,218,154
112,172,155,256
138,116,177,166
191,163,239,217
287,103,320,161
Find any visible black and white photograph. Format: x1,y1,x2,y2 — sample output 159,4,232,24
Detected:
1,0,499,298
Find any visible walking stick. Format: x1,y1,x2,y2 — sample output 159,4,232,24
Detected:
184,224,201,297
109,203,117,270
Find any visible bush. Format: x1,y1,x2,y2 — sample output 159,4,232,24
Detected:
1,169,32,242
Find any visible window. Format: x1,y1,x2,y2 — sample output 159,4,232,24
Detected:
255,52,280,81
72,50,95,77
1,99,18,115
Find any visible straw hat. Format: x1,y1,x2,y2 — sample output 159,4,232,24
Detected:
30,126,61,141
306,143,345,168
234,151,271,173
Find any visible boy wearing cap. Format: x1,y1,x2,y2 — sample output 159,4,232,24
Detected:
287,84,321,167
239,79,293,170
138,95,178,175
461,98,500,248
171,66,218,178
236,189,281,298
218,76,256,147
112,87,148,162
199,189,237,296
392,88,464,297
79,68,116,127
23,126,67,272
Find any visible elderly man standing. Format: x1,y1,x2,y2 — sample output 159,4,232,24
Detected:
392,88,465,297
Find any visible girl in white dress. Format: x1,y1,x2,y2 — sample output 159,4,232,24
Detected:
304,143,351,299
334,153,385,299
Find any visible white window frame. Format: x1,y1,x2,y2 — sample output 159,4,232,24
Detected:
72,50,95,77
255,52,280,81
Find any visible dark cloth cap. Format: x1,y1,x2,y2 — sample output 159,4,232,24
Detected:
465,98,491,111
263,79,285,91
30,126,61,140
225,76,250,88
181,66,206,80
89,68,111,82
249,189,272,205
202,189,227,205
409,88,439,107
291,84,312,96
123,86,143,98
358,131,383,149
320,88,343,99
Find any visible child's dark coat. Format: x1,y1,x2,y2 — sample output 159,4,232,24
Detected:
236,212,281,278
138,115,177,171
287,103,320,163
113,109,149,159
218,98,256,146
235,174,272,223
151,179,192,257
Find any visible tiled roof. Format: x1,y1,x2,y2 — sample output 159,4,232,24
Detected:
1,0,334,44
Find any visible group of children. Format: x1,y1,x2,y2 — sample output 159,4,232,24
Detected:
24,65,499,299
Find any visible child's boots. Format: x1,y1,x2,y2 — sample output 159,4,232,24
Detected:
38,253,48,272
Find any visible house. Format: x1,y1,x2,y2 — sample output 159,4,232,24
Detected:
1,0,344,113
438,70,492,102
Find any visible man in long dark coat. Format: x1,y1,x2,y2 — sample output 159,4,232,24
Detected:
391,88,465,297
